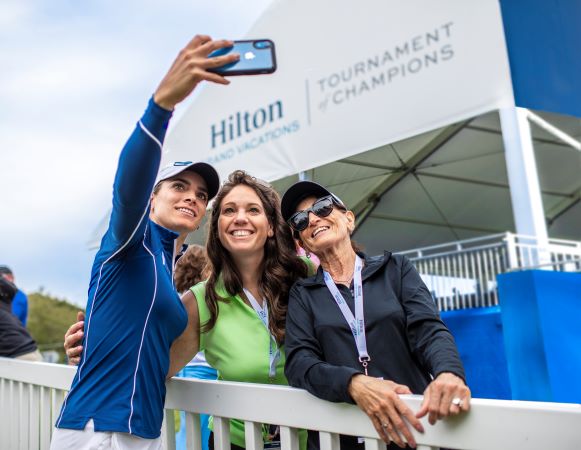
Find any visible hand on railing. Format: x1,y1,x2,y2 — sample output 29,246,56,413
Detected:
63,311,85,366
416,372,471,425
348,374,424,448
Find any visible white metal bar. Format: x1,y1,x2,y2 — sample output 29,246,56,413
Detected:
526,109,581,151
463,252,470,309
279,426,299,450
163,409,176,450
213,416,231,450
9,380,16,450
400,233,508,256
457,253,466,309
469,251,477,308
499,107,550,256
244,421,264,450
186,412,202,450
318,431,340,450
444,256,452,311
51,389,65,427
39,386,52,450
488,249,498,306
19,381,29,450
29,385,40,450
482,249,491,307
0,378,6,449
452,254,459,310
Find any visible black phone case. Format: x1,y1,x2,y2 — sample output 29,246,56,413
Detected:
209,39,277,76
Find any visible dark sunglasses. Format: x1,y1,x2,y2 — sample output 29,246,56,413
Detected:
287,195,346,232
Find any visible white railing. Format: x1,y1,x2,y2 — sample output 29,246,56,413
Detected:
399,232,581,311
1,359,581,450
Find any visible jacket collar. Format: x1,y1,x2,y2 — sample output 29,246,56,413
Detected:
149,219,180,251
299,251,392,287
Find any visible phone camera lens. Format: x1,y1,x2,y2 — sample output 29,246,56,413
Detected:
254,40,271,49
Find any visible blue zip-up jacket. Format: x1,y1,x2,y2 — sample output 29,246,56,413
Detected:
56,98,188,438
11,289,28,326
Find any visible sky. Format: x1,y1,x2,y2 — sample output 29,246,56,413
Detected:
0,0,272,305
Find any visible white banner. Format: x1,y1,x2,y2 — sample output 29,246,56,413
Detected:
164,0,513,182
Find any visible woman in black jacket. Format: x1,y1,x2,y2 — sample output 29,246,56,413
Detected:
281,181,470,450
0,277,41,361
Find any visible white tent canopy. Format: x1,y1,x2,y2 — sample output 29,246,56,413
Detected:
89,0,581,253
270,110,581,252
180,109,580,253
164,0,513,181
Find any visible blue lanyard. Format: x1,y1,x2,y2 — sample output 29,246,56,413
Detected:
243,288,280,379
323,255,370,375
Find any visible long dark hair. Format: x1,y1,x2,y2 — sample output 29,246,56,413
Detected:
174,245,209,294
204,170,309,344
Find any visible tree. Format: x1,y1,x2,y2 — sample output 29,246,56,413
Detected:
26,292,83,363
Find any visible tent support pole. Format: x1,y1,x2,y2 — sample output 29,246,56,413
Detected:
499,107,550,266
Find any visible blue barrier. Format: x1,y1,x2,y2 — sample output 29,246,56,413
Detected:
441,307,512,400
497,270,581,403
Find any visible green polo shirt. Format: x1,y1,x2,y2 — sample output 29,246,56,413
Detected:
191,258,314,448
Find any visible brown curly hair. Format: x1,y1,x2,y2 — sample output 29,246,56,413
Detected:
204,170,309,344
174,244,210,294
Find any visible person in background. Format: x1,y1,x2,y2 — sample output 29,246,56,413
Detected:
51,35,237,450
173,244,217,450
0,276,42,361
0,265,29,326
281,181,471,450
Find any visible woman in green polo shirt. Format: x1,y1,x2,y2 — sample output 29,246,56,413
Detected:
169,170,313,449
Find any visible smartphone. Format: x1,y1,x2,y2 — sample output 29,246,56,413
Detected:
208,39,277,76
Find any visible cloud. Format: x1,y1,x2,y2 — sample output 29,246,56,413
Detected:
0,0,273,303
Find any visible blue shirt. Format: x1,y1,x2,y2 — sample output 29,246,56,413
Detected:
11,289,28,326
56,98,188,438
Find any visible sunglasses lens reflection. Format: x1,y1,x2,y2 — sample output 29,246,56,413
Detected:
312,198,333,218
289,197,335,232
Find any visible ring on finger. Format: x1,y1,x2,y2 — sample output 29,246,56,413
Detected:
381,420,393,433
451,397,463,407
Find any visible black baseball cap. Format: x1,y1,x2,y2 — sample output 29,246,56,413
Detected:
0,265,13,276
281,181,345,221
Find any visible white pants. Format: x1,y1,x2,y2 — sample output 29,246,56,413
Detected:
50,420,162,450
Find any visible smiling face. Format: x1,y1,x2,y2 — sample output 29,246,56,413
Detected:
296,195,355,255
217,184,273,259
150,170,208,234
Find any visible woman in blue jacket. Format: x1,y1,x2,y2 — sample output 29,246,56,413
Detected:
50,35,239,450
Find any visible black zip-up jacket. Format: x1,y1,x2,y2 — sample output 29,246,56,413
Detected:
285,251,465,401
0,278,37,358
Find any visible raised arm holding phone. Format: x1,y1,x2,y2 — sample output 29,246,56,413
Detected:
50,36,238,450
